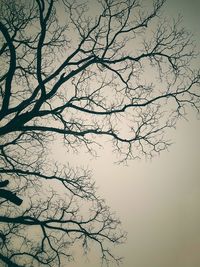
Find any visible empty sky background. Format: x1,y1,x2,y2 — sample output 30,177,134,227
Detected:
51,0,200,266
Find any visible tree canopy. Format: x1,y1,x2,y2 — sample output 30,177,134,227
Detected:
0,0,199,266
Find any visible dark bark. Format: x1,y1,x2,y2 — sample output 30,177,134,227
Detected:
0,189,23,206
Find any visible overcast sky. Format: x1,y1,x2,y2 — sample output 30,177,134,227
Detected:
55,0,200,266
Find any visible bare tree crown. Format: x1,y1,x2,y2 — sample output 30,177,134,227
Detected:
0,0,199,266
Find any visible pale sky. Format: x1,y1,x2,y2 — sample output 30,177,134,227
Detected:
53,0,200,266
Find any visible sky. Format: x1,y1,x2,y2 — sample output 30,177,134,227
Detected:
0,0,199,266
53,0,200,266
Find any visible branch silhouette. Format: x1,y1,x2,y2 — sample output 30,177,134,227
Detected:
0,0,199,266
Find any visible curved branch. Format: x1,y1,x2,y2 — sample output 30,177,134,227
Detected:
0,22,16,115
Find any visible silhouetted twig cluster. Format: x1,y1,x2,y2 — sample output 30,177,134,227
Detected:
0,0,199,266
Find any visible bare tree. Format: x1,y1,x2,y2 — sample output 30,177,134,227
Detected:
0,0,199,266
